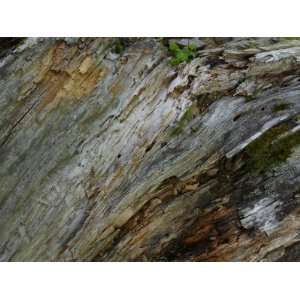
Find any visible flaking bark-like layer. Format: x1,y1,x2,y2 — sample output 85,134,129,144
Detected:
0,37,300,261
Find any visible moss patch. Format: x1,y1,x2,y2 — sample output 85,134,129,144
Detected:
244,123,300,172
113,38,126,54
295,114,300,122
280,37,300,41
272,103,291,112
244,94,257,102
171,106,196,136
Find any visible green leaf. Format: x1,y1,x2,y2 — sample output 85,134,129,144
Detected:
169,41,180,53
168,40,197,66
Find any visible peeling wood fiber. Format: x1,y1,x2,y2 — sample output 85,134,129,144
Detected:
0,37,300,261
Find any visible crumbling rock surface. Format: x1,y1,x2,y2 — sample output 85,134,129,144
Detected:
0,37,300,261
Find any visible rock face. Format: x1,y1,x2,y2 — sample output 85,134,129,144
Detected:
0,37,300,261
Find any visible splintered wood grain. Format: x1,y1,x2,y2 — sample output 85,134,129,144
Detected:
0,37,300,261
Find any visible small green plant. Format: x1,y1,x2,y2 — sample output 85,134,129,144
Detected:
168,41,197,66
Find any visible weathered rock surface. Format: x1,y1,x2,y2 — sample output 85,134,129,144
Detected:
0,37,300,261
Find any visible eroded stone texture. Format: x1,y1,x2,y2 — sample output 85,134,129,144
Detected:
0,37,300,261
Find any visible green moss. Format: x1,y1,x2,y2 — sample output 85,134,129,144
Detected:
247,40,259,48
245,123,300,172
295,187,300,194
171,106,195,136
114,39,126,54
168,41,197,66
281,37,300,41
272,103,291,112
245,95,256,102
